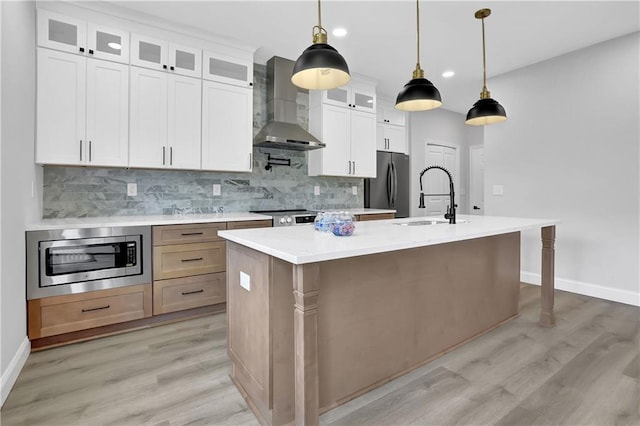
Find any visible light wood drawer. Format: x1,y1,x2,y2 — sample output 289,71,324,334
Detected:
355,213,395,221
153,222,226,246
153,241,226,280
153,273,226,314
226,220,272,230
28,284,152,339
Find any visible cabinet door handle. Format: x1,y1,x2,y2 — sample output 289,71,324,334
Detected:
162,147,166,165
181,257,203,262
163,64,167,70
353,161,356,175
170,147,173,165
348,160,352,174
79,140,83,161
82,305,110,313
249,153,252,169
181,289,204,296
88,49,94,55
79,47,85,53
89,141,92,162
170,65,175,71
181,232,204,236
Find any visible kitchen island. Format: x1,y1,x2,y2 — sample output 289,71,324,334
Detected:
218,215,558,426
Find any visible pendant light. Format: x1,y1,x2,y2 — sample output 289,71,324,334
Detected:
291,0,350,90
395,0,442,111
465,8,507,126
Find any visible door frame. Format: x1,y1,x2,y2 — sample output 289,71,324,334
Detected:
423,141,460,216
469,144,484,215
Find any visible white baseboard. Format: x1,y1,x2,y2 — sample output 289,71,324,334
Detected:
521,271,640,307
1,336,30,408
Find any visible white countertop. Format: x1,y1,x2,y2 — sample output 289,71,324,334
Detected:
25,212,272,231
25,209,394,231
218,215,560,265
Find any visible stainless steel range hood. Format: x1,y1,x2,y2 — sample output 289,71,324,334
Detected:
254,56,325,151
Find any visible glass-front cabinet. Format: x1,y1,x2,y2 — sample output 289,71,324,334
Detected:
37,9,129,63
203,51,253,88
131,34,202,78
323,85,376,113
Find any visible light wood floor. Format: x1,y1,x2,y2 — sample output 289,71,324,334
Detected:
1,284,638,426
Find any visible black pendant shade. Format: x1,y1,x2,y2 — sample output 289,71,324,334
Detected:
465,97,507,126
291,43,350,90
395,77,442,111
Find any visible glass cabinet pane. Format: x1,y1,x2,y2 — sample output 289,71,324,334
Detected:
95,31,122,56
209,58,247,81
48,19,78,46
176,50,196,72
354,92,375,110
138,41,162,64
326,88,348,104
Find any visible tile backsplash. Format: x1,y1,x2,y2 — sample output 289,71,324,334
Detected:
42,63,363,218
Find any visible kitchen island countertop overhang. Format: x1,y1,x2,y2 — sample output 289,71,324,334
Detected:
218,215,560,265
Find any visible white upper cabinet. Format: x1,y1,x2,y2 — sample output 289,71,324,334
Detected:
37,10,129,63
377,103,406,126
308,77,377,178
201,80,253,172
203,51,254,88
131,34,202,78
36,48,129,167
376,98,408,154
129,67,201,170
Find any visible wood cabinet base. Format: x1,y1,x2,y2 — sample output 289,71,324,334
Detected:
227,232,521,425
153,272,226,314
28,283,153,340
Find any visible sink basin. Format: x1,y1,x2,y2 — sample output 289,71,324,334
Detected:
393,219,468,226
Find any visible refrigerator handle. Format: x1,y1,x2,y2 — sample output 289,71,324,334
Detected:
386,163,392,205
393,161,398,207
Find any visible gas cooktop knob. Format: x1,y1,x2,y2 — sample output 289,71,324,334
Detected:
286,217,293,224
279,217,287,225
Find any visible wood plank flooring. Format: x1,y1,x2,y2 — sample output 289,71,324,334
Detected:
1,284,638,425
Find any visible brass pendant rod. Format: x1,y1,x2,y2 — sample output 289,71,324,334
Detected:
481,16,487,93
317,0,322,30
415,0,421,69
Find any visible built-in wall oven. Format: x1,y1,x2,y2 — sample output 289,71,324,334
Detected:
27,226,151,300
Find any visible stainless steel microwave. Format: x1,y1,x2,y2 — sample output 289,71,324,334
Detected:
27,226,151,300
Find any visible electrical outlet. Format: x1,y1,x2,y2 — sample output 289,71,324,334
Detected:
314,185,320,196
240,271,251,291
352,186,358,195
127,183,137,197
212,184,221,196
492,185,504,196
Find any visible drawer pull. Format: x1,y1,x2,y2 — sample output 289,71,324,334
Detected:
181,289,204,296
181,232,204,236
181,257,203,262
81,305,110,313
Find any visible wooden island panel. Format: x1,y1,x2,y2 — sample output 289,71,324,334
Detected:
227,231,521,425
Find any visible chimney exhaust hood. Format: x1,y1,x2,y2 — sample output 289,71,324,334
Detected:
253,56,325,151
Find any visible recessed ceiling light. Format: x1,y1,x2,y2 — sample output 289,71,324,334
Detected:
333,28,348,37
442,70,455,78
107,42,122,50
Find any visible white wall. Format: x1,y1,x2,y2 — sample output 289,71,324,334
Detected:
408,108,483,218
484,32,640,305
1,0,39,406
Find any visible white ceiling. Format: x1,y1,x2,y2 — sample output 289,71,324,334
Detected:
103,0,639,114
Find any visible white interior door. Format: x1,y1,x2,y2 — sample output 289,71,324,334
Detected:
470,145,485,215
424,144,457,217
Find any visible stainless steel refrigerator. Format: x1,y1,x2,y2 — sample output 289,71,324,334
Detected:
364,151,410,218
